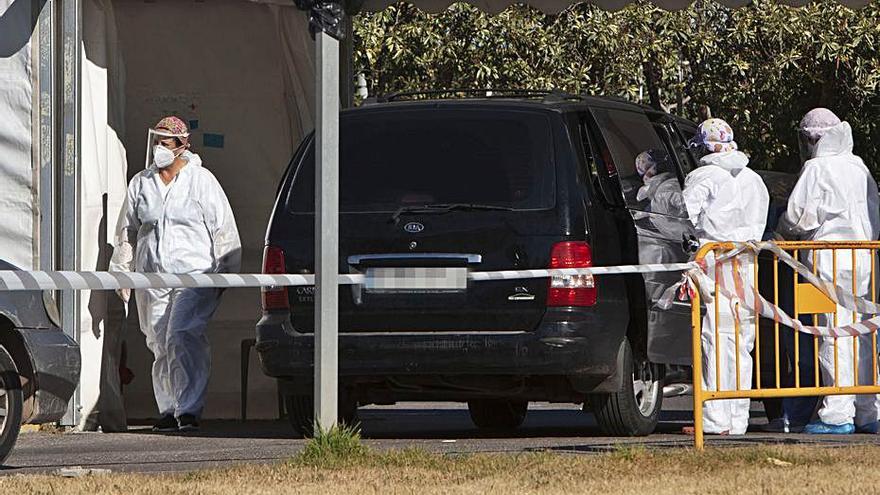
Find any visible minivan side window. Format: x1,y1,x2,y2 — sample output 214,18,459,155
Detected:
674,122,700,171
652,122,690,182
579,116,624,208
589,108,685,217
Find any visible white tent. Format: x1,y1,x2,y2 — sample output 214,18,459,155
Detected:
2,0,317,426
0,0,871,427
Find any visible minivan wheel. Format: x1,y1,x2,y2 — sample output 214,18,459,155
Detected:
589,339,663,437
0,345,23,466
284,393,359,438
467,399,528,431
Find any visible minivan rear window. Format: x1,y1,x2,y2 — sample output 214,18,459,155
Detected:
287,109,556,213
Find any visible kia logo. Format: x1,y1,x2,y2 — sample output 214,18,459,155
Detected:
404,222,425,234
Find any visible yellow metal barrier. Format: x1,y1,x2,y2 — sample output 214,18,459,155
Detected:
692,241,880,450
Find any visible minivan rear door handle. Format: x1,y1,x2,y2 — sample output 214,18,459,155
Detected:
348,253,483,267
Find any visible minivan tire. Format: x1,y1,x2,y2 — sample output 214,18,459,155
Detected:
589,338,663,437
284,393,359,438
0,345,23,466
467,399,528,431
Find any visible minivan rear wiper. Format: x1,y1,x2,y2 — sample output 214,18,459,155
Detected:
390,203,516,223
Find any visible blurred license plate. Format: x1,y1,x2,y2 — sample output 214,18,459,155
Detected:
364,267,468,293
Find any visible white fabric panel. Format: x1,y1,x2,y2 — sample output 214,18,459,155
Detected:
271,4,316,146
0,0,36,270
78,0,130,431
360,0,868,13
113,0,313,419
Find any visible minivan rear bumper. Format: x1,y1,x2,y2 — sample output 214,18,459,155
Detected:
255,306,628,392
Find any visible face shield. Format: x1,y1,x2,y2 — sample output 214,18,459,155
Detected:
145,128,189,169
797,109,840,165
797,129,822,164
686,134,709,162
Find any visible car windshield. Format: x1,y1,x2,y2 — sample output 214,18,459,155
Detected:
287,108,556,213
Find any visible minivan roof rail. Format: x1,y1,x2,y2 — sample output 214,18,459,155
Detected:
362,89,668,112
376,88,581,103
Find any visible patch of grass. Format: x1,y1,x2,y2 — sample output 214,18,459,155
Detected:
179,470,211,483
7,445,880,494
293,423,370,467
37,424,67,434
374,447,448,469
611,444,649,461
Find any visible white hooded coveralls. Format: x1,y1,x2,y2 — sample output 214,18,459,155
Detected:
110,151,241,418
637,171,688,300
639,172,686,218
778,122,880,427
684,150,769,434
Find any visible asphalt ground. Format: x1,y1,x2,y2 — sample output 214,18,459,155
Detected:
6,399,880,475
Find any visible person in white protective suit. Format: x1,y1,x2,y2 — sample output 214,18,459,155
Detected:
777,108,880,435
635,149,685,216
110,116,241,432
634,149,688,267
682,118,769,435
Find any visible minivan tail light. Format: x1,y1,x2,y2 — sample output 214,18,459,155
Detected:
261,245,290,312
547,241,597,307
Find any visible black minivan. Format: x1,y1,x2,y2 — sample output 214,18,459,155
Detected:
257,91,701,436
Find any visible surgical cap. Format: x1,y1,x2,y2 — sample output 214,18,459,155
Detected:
799,108,841,141
154,116,190,138
635,150,659,179
693,118,738,154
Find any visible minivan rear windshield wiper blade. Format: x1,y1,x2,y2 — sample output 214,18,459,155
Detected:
390,203,515,223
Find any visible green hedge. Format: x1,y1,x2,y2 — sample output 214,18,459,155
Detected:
354,1,880,175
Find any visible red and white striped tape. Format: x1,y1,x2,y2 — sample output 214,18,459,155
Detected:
684,241,880,338
0,262,695,292
3,241,878,340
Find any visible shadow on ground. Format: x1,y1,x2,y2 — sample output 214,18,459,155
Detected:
127,408,695,441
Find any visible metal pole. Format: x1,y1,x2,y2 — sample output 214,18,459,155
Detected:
58,0,82,426
37,0,55,273
314,29,339,434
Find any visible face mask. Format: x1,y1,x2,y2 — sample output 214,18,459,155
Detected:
153,145,181,169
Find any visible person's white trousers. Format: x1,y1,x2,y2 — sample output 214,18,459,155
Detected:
816,331,880,426
700,253,755,435
135,287,221,418
808,251,880,427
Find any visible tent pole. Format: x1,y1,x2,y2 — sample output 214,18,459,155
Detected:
314,28,340,434
37,0,55,273
58,0,82,427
